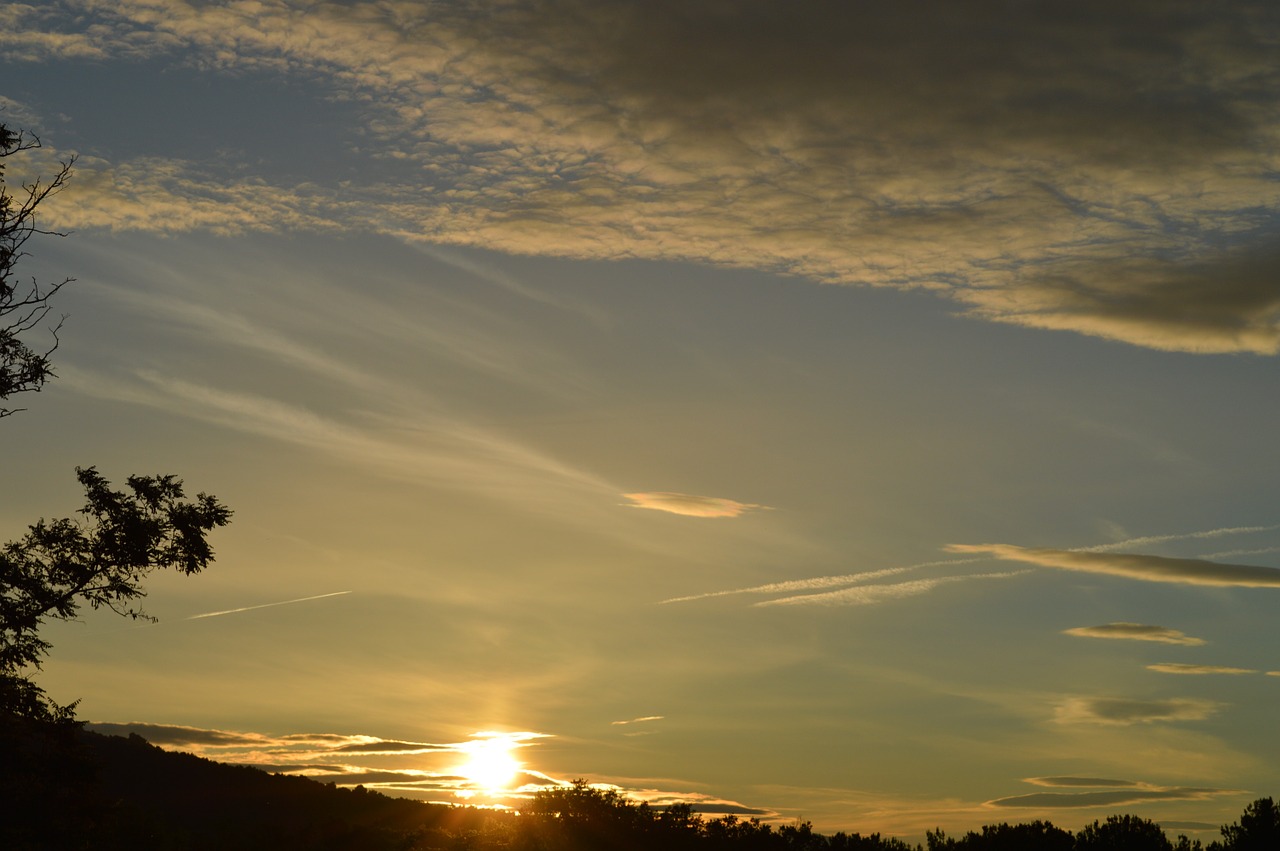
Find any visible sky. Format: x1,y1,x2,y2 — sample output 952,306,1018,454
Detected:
3,0,1280,840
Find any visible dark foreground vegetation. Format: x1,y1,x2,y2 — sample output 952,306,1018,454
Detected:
2,716,1278,851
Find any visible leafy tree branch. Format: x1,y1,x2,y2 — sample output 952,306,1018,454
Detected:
1,467,231,721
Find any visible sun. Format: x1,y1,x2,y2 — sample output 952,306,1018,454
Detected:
455,734,523,792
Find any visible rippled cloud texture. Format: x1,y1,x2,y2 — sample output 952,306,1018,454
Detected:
8,0,1280,353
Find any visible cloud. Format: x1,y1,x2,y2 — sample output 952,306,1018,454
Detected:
989,777,1239,811
1054,697,1221,725
622,492,767,518
690,803,773,816
84,723,424,754
1062,623,1206,646
85,722,271,747
0,4,118,61
625,787,774,818
1023,777,1144,788
61,366,618,520
755,571,1029,608
1146,663,1258,676
611,716,664,726
948,543,1280,587
333,740,450,754
660,559,988,604
988,786,1226,809
17,0,1280,354
85,720,777,814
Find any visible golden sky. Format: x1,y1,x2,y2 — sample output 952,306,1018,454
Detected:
4,0,1280,840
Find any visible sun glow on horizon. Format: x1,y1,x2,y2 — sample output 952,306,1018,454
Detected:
452,732,527,795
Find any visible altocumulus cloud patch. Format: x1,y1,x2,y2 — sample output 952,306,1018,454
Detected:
11,0,1280,354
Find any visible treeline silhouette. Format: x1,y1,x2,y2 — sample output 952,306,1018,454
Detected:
3,717,1278,851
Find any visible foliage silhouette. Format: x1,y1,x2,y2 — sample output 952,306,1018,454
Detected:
1219,797,1280,851
928,820,1074,851
0,122,74,418
1,467,232,721
1075,814,1173,851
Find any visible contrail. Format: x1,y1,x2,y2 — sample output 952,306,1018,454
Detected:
187,591,352,620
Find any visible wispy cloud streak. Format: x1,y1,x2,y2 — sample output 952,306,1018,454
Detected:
622,492,768,519
1145,663,1258,676
755,571,1029,608
989,783,1229,809
611,716,664,726
661,559,982,605
59,366,618,516
948,543,1280,588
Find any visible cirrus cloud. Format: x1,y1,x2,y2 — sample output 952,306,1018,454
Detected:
622,491,767,519
947,543,1280,587
1146,663,1258,676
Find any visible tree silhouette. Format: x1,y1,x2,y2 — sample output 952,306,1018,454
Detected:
0,123,74,419
525,779,652,850
1075,814,1172,851
1220,798,1280,851
930,821,1074,851
1175,835,1205,851
1,467,231,721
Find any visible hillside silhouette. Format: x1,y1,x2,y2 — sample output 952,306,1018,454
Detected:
4,717,1279,851
2,719,493,850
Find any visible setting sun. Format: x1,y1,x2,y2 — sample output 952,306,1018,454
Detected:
454,734,523,793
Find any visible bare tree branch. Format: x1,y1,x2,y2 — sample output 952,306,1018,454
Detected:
0,123,76,418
